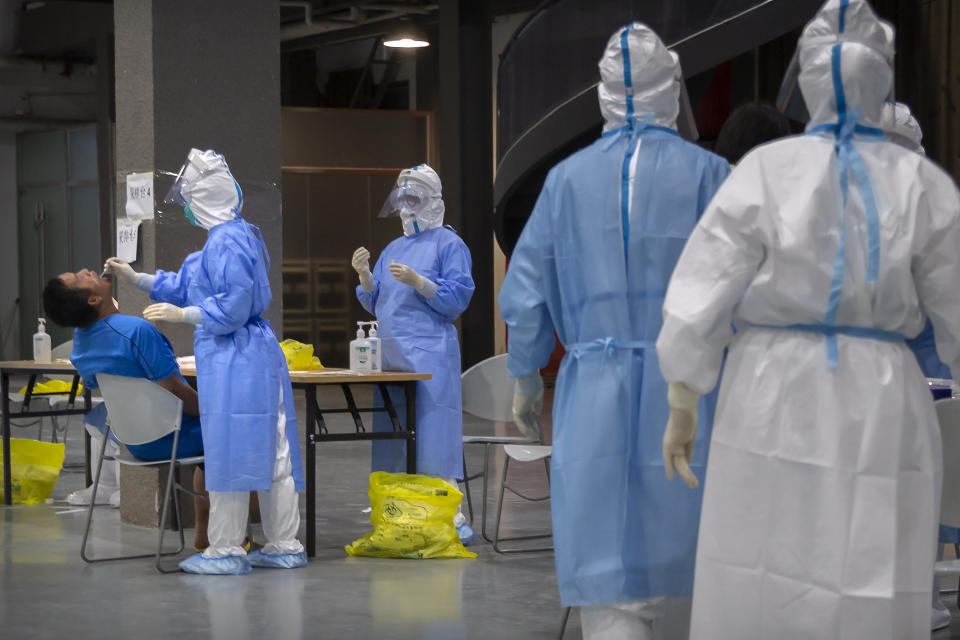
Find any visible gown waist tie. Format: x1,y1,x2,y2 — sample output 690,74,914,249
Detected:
565,338,652,368
754,323,906,368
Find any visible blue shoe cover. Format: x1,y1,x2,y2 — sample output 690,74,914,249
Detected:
456,522,477,545
178,552,251,575
247,549,308,569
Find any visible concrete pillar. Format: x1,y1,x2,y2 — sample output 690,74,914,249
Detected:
113,0,282,526
114,0,283,355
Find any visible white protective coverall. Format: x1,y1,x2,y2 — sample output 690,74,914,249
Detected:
656,1,960,638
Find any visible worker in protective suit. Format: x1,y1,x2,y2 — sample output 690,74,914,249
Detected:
880,100,955,633
105,149,306,575
352,164,476,543
498,24,729,639
657,2,960,637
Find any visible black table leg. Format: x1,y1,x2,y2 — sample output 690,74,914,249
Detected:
304,384,317,557
2,372,10,505
405,381,416,474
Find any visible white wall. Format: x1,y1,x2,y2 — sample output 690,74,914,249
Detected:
0,132,19,359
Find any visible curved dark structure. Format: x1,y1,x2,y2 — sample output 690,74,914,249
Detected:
495,0,824,257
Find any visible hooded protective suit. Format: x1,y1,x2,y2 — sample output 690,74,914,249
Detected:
498,22,729,617
356,164,475,480
139,149,305,572
656,1,960,637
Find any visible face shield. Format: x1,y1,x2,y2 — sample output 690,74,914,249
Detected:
377,180,432,219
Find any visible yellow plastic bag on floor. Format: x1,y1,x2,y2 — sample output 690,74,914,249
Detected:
0,438,66,504
346,472,477,559
17,379,83,395
280,339,324,371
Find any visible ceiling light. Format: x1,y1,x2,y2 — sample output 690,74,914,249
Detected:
383,23,429,48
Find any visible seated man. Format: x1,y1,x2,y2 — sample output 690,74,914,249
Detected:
42,269,211,549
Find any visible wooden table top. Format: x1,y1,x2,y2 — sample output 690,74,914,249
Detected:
1,361,430,384
0,360,77,372
177,365,430,384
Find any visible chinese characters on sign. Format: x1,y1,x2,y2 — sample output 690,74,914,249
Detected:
116,218,141,263
125,172,154,219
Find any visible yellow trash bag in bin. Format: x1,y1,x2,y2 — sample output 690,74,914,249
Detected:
279,339,324,371
346,472,477,559
0,438,66,504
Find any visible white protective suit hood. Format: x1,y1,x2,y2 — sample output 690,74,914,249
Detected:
881,101,924,154
598,23,681,133
396,163,444,236
797,0,894,130
175,149,242,230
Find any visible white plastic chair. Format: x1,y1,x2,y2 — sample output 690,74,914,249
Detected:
80,373,204,573
461,354,552,553
46,341,103,445
935,399,960,583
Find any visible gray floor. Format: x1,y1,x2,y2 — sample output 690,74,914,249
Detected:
0,386,574,640
4,385,960,639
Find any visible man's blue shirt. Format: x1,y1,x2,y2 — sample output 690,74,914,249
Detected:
71,314,203,461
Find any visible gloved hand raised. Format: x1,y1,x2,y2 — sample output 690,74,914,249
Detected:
103,257,138,284
143,303,188,324
352,247,371,277
352,247,375,293
513,371,544,442
663,382,700,489
389,262,424,289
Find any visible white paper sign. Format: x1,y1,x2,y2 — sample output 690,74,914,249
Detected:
116,218,141,263
125,172,154,219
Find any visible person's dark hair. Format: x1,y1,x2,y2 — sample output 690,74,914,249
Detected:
715,103,792,165
43,277,98,328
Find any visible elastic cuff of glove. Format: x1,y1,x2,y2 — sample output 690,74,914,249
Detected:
135,273,155,292
360,275,375,293
417,277,438,299
515,371,544,398
667,382,699,411
182,306,203,325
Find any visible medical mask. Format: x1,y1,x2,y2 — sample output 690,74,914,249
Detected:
401,211,421,236
184,205,199,227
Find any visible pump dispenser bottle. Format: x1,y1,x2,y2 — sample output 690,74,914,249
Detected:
367,321,381,372
33,318,51,361
349,322,371,372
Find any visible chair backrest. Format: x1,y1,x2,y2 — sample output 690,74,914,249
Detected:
46,340,75,383
461,353,516,423
96,373,183,445
51,340,73,360
937,398,960,527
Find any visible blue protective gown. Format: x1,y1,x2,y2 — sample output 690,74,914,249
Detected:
151,218,305,493
907,320,959,543
356,226,474,480
498,127,729,606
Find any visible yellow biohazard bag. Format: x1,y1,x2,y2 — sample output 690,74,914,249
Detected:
279,339,324,371
346,472,478,559
18,379,83,396
0,438,66,504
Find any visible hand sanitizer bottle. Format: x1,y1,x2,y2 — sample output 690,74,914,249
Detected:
33,318,51,361
367,321,381,372
349,322,370,373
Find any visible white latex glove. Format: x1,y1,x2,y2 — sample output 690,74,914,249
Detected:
143,303,187,324
352,247,375,292
513,390,544,441
663,382,701,489
352,247,371,277
513,372,545,441
389,262,424,289
103,257,137,284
